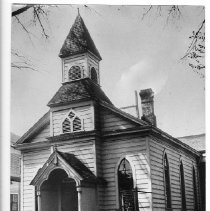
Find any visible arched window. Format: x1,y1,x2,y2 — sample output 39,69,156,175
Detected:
62,118,71,133
164,153,172,209
180,161,186,210
118,158,138,211
90,67,98,83
68,66,82,81
193,167,198,210
62,110,82,133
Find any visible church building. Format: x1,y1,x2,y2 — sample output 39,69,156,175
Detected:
15,12,203,211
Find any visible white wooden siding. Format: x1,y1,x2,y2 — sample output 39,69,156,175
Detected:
100,108,138,132
52,104,94,136
149,138,200,211
99,136,151,210
22,148,50,211
30,124,50,143
63,56,88,82
57,138,96,174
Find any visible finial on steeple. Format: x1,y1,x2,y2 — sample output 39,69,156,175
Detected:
77,8,80,15
53,145,57,152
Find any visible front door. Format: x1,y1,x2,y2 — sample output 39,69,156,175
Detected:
40,169,78,211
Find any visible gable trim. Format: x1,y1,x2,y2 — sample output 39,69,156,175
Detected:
30,150,88,190
16,111,50,144
100,101,148,126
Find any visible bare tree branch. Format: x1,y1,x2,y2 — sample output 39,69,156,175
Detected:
142,6,153,20
11,50,39,71
33,6,49,39
12,5,34,16
182,19,205,59
14,16,35,44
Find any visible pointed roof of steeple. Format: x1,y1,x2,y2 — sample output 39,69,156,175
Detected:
59,13,102,60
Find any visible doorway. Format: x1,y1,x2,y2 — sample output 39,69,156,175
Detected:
40,169,78,211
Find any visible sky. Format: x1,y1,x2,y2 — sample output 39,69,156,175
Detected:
11,4,205,137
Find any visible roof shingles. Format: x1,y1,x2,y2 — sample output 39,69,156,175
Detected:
59,13,102,60
47,78,112,107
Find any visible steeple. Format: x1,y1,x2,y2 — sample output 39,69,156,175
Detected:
59,12,101,85
59,12,102,60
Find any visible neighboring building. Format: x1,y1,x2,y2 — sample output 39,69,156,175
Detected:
179,134,206,211
11,133,21,211
15,13,204,211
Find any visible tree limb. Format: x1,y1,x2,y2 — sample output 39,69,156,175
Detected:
12,5,34,16
33,6,49,39
181,19,205,60
142,6,153,20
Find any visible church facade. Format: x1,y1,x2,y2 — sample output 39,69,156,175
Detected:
15,13,203,211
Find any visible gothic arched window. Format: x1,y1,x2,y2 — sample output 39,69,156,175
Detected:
69,66,82,81
193,167,198,210
90,67,98,83
117,158,138,211
62,110,82,133
180,161,186,210
164,153,172,209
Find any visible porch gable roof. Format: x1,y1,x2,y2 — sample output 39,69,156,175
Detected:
30,149,97,188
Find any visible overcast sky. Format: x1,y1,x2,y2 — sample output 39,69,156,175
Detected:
11,5,205,137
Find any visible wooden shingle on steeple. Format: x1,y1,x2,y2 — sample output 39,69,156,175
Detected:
59,12,102,60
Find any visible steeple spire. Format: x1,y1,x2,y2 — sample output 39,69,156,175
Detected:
59,12,102,60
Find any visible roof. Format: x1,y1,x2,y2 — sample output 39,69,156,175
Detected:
47,78,112,107
10,133,21,180
30,149,99,186
178,133,205,152
59,13,102,60
11,133,20,145
57,151,96,181
16,111,50,144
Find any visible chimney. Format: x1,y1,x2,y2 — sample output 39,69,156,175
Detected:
139,88,156,126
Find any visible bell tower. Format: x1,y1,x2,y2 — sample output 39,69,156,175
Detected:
59,11,102,84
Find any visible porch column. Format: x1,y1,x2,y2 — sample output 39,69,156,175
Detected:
37,191,41,211
77,186,82,211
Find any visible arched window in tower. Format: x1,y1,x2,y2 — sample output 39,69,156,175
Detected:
90,67,98,83
180,161,186,210
62,118,71,133
118,158,138,211
62,110,83,133
68,66,82,81
163,153,172,209
193,166,198,210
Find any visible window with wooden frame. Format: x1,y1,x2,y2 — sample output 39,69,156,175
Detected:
10,194,19,211
180,161,186,210
193,166,198,211
90,67,98,83
68,65,82,81
62,110,83,133
163,153,172,209
117,158,138,211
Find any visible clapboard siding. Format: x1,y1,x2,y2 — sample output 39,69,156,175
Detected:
99,136,152,210
149,138,200,210
63,55,88,82
30,124,50,143
22,148,50,211
52,104,94,136
100,108,138,132
57,138,96,174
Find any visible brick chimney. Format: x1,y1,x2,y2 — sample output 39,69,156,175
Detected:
139,89,156,126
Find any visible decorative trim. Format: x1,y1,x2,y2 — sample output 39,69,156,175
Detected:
61,109,84,134
15,131,99,151
16,111,50,144
115,155,137,210
163,150,172,209
146,137,153,209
